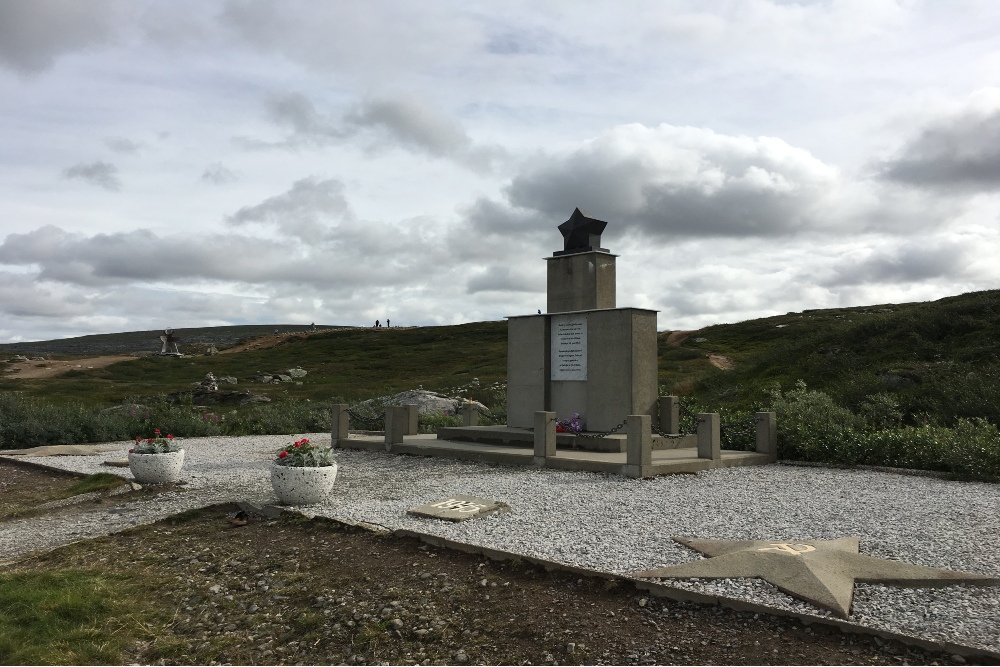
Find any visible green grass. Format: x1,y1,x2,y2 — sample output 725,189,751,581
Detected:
0,321,508,406
66,473,127,496
0,571,136,665
663,289,1000,426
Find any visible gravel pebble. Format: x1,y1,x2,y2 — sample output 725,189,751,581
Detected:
3,432,999,653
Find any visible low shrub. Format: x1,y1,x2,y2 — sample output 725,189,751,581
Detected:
770,382,1000,481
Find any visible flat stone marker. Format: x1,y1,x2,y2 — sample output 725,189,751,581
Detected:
408,495,506,522
633,535,1000,618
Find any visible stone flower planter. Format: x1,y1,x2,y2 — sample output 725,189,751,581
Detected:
128,449,185,484
270,462,338,505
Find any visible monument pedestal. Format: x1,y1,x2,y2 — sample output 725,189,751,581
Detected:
507,307,657,433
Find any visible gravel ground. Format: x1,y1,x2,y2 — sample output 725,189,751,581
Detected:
4,433,999,655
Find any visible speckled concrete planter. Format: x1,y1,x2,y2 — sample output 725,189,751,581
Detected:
127,449,185,484
270,462,338,505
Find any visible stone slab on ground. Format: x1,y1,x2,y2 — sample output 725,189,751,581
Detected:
407,494,507,522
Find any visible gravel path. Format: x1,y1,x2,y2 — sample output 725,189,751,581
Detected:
4,433,999,654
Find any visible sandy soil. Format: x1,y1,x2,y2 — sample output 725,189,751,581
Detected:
1,355,136,379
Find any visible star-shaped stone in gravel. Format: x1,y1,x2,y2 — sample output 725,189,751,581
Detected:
632,536,1000,618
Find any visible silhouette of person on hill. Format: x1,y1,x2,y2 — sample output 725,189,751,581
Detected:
387,319,390,328
375,320,380,328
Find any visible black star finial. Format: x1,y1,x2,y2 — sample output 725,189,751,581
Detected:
555,208,609,256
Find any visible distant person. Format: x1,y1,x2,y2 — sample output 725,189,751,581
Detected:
310,322,315,332
375,320,380,328
386,319,390,328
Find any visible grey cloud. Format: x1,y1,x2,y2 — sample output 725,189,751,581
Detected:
265,92,345,145
0,224,394,289
819,242,971,287
0,272,92,318
878,106,1000,191
345,96,471,158
466,265,542,294
201,163,239,184
0,0,129,74
226,177,350,242
254,92,506,171
105,136,142,154
62,161,121,191
500,124,840,240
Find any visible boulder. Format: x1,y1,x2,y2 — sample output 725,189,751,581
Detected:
356,389,487,417
287,367,307,378
217,375,238,384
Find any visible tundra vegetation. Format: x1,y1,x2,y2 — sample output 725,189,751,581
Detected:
2,290,1000,480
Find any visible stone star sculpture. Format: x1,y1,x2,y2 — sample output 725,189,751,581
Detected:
632,536,999,618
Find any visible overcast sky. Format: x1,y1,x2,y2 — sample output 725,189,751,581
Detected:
2,0,1000,343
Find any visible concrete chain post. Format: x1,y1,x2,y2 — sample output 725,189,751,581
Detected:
697,413,721,461
533,411,556,466
461,403,479,427
755,411,778,462
659,396,680,434
404,404,419,435
384,406,407,451
332,404,349,447
625,414,652,478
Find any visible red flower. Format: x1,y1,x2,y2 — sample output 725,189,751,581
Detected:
146,438,155,443
278,451,289,459
555,425,566,433
128,448,134,453
167,434,174,439
154,428,161,434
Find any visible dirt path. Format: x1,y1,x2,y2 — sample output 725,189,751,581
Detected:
663,330,697,346
709,354,735,370
2,355,136,379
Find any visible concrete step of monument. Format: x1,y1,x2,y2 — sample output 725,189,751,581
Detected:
437,425,625,452
436,426,698,454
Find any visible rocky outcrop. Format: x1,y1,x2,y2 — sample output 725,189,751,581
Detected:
250,368,306,384
355,389,486,417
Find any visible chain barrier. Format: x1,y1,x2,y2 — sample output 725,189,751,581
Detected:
575,418,629,439
347,408,386,430
651,419,702,439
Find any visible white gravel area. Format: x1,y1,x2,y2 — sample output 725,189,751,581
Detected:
4,433,1000,653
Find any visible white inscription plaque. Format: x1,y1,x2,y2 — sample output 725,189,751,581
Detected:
551,315,587,381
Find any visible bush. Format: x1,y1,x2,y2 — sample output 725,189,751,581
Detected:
769,382,1000,481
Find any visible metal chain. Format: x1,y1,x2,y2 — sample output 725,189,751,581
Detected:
721,415,764,440
347,408,386,429
575,418,629,439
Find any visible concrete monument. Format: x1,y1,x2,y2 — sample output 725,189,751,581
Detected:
506,208,657,432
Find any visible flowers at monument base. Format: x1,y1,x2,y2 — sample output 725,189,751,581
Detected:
129,428,182,454
556,413,584,433
273,437,336,467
